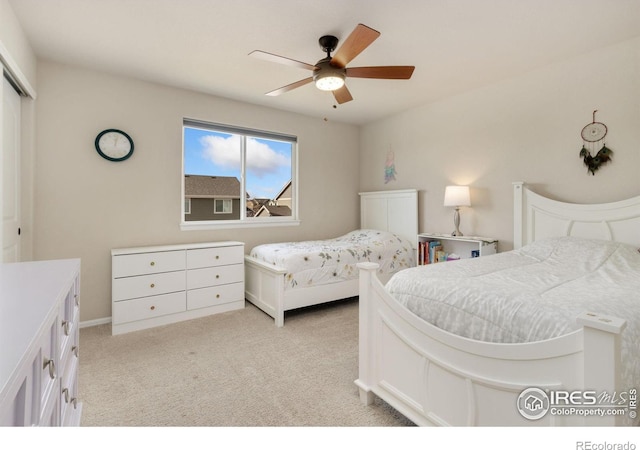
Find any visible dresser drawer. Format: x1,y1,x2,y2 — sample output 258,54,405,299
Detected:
186,245,243,269
39,320,58,409
187,282,244,310
112,291,186,324
113,250,185,278
112,270,185,301
60,353,79,426
59,323,79,382
186,264,243,290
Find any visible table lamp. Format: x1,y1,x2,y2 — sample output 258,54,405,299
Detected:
444,185,471,236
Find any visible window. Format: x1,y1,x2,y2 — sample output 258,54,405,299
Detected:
182,119,298,230
214,199,232,214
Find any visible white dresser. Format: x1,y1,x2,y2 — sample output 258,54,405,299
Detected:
0,259,82,426
111,241,245,335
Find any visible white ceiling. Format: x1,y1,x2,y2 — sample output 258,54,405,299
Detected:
9,0,640,125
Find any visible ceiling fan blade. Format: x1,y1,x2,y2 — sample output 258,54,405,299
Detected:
249,50,316,71
265,77,314,96
332,85,353,104
330,23,380,68
346,66,415,79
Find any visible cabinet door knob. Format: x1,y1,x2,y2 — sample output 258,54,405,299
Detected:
150,261,155,266
43,358,55,379
62,320,70,336
215,255,219,259
150,283,155,288
72,346,79,358
62,388,70,403
150,305,155,311
215,274,220,279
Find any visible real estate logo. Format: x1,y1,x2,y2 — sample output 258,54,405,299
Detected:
517,387,637,421
517,387,550,420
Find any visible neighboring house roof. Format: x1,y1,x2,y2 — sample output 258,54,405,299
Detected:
184,175,240,198
256,204,292,217
273,180,292,200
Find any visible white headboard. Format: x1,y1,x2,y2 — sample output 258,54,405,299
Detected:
359,189,418,247
513,181,640,248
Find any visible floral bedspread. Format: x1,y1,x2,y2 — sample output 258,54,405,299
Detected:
249,229,415,290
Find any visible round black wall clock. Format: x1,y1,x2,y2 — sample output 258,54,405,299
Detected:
95,129,134,161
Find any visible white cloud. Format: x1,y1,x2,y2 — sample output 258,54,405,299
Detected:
200,134,241,170
200,135,290,177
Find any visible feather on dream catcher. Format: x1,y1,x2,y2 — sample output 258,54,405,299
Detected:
580,110,613,175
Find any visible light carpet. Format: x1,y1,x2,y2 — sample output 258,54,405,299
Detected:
78,298,414,427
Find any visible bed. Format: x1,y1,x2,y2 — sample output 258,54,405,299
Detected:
244,189,418,327
355,182,640,426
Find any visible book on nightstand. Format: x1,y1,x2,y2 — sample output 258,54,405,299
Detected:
429,241,442,264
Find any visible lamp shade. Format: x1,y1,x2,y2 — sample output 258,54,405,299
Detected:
443,185,471,207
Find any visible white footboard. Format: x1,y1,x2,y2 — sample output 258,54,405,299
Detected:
244,255,287,327
245,255,362,327
355,262,628,426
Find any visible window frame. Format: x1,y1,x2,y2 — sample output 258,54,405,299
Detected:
181,119,299,231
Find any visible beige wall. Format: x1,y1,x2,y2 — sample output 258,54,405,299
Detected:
34,61,359,322
360,37,640,250
0,0,36,88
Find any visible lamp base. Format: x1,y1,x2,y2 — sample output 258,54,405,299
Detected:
451,207,463,236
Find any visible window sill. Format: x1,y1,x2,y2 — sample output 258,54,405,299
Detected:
180,219,301,231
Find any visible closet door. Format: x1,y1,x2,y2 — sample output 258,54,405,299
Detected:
2,74,21,262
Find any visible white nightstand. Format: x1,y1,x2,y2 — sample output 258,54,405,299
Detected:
417,233,498,265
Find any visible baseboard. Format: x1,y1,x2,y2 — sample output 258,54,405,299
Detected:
79,316,111,328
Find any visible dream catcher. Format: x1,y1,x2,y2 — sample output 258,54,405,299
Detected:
579,110,613,175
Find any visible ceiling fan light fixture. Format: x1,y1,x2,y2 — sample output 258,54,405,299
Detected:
313,59,346,91
315,72,345,91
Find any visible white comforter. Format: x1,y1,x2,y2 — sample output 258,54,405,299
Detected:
386,236,640,392
250,229,414,290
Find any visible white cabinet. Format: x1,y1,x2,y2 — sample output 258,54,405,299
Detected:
111,242,245,335
417,233,498,265
0,259,82,427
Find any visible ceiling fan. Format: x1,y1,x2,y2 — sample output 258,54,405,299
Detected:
249,23,415,105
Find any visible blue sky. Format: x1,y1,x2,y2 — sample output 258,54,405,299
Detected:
184,127,292,199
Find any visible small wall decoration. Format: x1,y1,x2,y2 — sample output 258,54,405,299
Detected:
384,150,397,184
579,110,613,175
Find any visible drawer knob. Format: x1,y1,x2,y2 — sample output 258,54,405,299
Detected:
150,305,156,311
216,294,220,299
215,255,219,259
216,274,220,279
150,261,155,266
43,358,56,379
62,388,70,403
72,346,79,358
62,320,70,336
74,294,79,306
150,283,155,288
